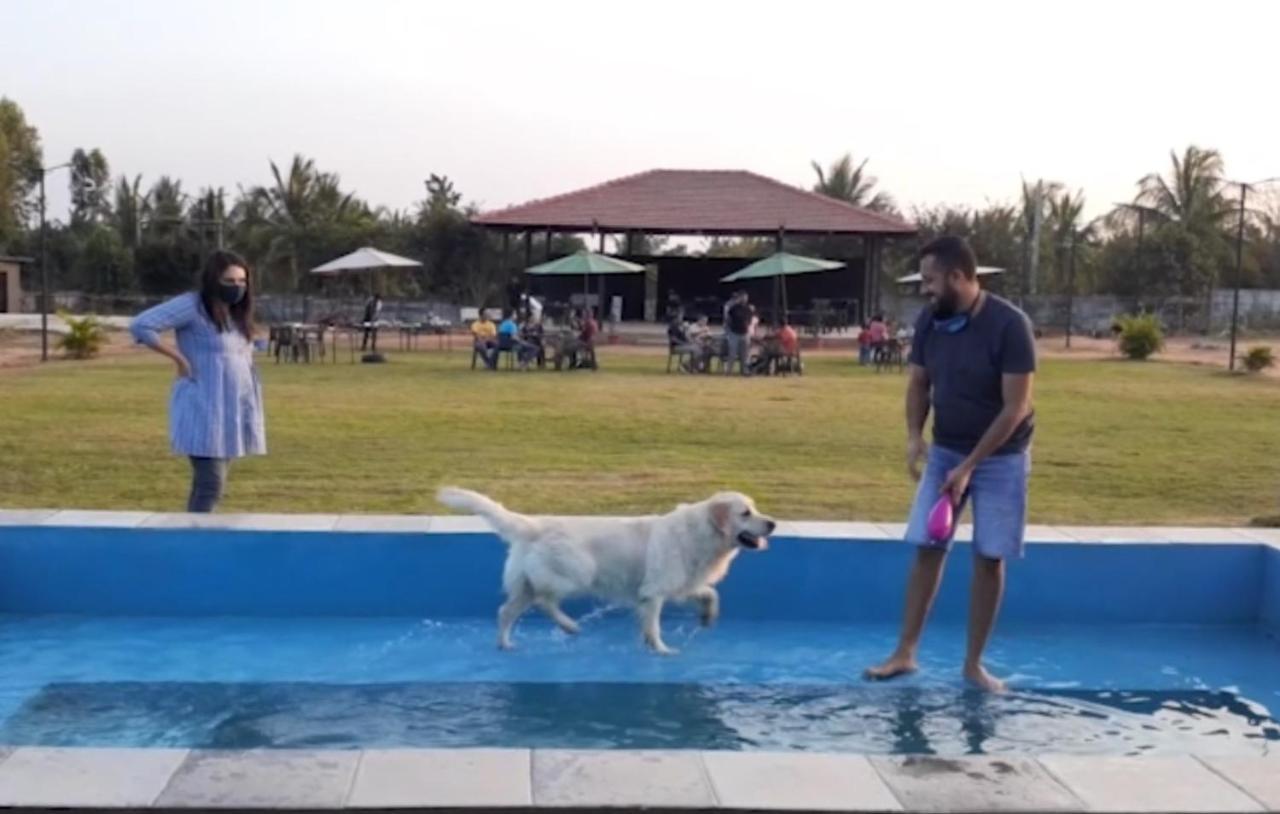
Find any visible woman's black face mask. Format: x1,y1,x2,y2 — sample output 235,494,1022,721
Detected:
218,283,246,305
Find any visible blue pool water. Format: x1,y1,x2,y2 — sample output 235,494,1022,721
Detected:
0,613,1275,755
0,525,1276,755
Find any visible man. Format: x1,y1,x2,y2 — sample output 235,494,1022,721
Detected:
471,311,498,369
866,236,1036,693
361,293,383,351
577,308,599,369
724,291,754,375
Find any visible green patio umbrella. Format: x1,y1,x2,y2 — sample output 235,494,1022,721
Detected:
526,250,646,316
720,252,845,322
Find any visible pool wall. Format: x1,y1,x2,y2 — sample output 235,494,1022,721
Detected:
0,514,1277,626
1265,543,1280,628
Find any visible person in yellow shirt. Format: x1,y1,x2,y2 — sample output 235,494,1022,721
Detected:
471,314,498,368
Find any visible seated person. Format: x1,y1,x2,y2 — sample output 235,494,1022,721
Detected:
520,316,546,368
471,312,498,368
552,311,586,370
750,325,786,375
687,314,711,342
776,321,800,372
667,318,699,371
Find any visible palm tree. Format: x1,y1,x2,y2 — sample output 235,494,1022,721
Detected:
113,174,148,248
811,153,895,213
147,176,187,238
1018,178,1060,297
1048,189,1087,292
251,155,353,291
1135,146,1235,312
1137,146,1232,230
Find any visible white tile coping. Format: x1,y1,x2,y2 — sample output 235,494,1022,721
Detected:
2,507,1278,550
0,748,1274,811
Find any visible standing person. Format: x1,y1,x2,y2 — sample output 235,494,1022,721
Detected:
865,236,1036,693
724,291,754,376
129,250,266,513
666,288,683,322
857,321,873,366
361,292,383,351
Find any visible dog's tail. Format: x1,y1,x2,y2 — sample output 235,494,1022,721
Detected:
436,486,537,543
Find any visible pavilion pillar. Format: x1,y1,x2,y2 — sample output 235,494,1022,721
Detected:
862,236,874,322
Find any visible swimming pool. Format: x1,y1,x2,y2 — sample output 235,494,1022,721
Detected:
0,513,1276,756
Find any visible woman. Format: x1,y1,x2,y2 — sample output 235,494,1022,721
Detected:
130,250,265,512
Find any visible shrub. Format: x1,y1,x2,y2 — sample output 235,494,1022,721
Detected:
57,311,106,360
1115,313,1163,361
1239,345,1275,374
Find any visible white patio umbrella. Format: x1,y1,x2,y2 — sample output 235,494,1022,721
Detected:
310,247,422,275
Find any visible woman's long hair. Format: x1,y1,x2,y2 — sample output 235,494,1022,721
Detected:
198,250,254,340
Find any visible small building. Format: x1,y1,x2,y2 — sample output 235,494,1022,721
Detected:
0,256,31,314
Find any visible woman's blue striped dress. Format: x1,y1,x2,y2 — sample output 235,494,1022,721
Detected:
130,292,267,459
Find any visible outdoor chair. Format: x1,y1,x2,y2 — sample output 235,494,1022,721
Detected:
667,342,696,373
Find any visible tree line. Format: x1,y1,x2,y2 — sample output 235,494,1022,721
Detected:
2,97,1278,308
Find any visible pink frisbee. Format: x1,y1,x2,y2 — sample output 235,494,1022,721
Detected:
926,495,957,544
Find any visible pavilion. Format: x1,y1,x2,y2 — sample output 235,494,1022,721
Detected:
470,169,915,323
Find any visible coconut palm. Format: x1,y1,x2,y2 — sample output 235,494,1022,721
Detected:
250,154,358,291
811,153,895,212
113,174,148,248
1137,146,1232,230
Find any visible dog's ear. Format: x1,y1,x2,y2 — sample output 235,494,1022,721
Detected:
709,500,732,540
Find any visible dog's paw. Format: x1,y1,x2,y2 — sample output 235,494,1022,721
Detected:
647,639,679,656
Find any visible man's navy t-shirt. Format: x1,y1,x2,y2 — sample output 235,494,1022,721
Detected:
908,294,1036,456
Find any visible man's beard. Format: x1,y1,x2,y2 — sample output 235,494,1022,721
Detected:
931,288,960,320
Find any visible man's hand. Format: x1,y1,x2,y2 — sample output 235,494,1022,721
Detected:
940,461,974,501
907,435,928,481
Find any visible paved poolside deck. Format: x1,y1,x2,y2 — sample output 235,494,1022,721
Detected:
0,509,1276,812
0,746,1276,811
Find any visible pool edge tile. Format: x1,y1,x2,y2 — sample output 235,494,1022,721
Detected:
347,748,532,808
775,521,892,540
155,748,360,808
704,750,903,811
334,514,435,533
431,515,496,533
139,512,341,531
532,749,716,808
1037,754,1264,813
0,508,57,526
0,746,189,808
870,755,1083,812
42,509,154,528
1196,755,1280,811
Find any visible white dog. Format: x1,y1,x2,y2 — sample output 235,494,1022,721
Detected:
436,487,775,654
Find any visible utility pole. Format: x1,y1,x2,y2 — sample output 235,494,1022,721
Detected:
37,162,72,362
1220,177,1280,372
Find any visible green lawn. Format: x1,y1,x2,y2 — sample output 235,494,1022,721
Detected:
1,346,1276,524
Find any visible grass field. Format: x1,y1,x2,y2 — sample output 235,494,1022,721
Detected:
1,345,1277,524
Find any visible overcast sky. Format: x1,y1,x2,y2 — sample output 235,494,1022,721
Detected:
7,0,1278,224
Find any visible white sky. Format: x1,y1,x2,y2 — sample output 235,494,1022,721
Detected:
7,0,1278,225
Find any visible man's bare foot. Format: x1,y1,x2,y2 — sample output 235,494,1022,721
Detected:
864,653,918,681
963,663,1007,693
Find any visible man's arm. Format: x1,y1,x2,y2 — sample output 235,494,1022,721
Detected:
940,372,1033,497
905,363,931,480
